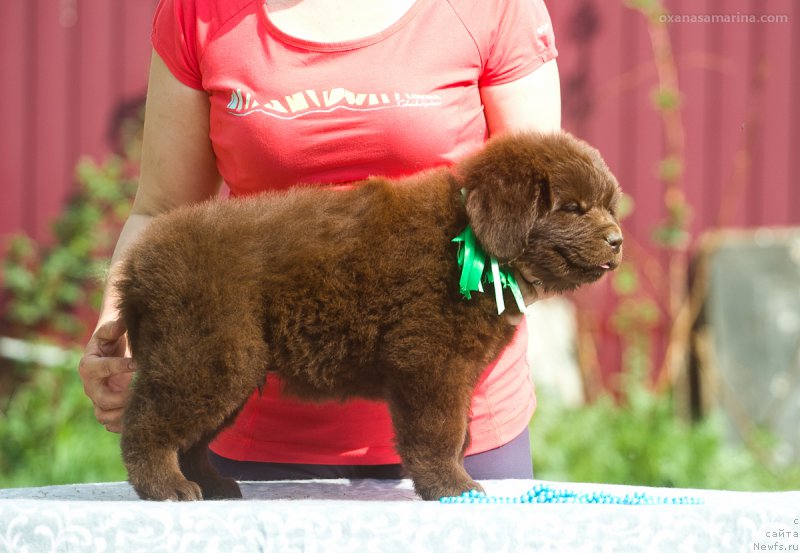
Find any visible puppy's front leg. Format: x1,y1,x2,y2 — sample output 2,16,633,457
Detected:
387,378,483,501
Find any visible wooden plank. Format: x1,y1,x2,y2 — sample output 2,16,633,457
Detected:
754,0,792,225
743,1,767,227
620,5,665,241
74,0,115,164
790,0,800,222
120,1,157,98
589,0,624,189
715,0,757,228
30,0,72,241
552,0,592,136
672,0,710,238
111,1,157,154
0,0,28,240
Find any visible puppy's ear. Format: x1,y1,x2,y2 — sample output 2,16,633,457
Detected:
459,135,553,261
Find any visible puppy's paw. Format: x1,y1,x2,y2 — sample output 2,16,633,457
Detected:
169,480,204,501
198,477,243,500
134,477,203,501
412,469,484,501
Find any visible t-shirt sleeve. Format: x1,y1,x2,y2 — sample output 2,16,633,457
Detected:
151,0,204,90
478,0,558,87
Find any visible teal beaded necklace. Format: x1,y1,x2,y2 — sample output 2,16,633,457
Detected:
440,484,704,505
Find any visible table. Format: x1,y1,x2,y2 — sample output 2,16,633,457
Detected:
1,479,798,552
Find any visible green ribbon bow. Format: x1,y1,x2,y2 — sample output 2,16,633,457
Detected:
452,226,527,316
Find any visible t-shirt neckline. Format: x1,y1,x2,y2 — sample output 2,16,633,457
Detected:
258,0,430,52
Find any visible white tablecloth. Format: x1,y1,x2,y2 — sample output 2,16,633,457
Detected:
0,479,798,552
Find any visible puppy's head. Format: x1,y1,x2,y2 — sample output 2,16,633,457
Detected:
458,131,623,292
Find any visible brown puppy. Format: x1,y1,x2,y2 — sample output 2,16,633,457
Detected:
117,131,622,501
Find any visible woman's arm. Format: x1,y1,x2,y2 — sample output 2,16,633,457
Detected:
79,50,222,432
96,51,222,325
480,59,562,323
481,59,561,136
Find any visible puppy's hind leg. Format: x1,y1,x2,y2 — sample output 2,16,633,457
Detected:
121,320,267,501
121,415,202,501
179,431,242,500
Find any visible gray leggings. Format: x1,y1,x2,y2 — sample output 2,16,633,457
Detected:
209,428,533,481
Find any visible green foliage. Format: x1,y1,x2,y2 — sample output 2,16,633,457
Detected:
0,109,141,487
0,353,126,488
1,156,137,340
530,376,800,491
651,197,692,249
614,193,635,222
657,154,683,183
0,111,142,488
623,0,666,24
650,87,682,112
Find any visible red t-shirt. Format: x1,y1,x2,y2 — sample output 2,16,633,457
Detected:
151,0,557,464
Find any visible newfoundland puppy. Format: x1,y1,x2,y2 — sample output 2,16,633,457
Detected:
117,131,623,501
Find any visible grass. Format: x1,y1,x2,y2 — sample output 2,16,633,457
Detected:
530,379,800,491
0,352,125,488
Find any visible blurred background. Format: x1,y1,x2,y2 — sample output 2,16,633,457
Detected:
1,0,799,490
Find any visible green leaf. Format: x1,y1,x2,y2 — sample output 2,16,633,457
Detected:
650,87,682,112
615,193,635,221
658,155,683,183
612,263,639,296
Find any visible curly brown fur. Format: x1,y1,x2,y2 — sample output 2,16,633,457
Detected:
117,131,622,501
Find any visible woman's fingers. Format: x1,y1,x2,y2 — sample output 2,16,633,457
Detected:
504,271,552,326
92,319,129,357
79,319,135,433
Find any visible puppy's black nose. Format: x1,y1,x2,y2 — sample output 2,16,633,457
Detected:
606,231,623,252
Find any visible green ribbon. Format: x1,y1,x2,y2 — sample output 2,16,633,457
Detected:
452,226,527,316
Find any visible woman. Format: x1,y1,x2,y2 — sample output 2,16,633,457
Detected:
79,0,560,481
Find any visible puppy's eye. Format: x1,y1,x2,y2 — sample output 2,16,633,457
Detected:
561,202,583,214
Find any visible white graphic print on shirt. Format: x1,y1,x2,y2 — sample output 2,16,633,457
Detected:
226,88,442,120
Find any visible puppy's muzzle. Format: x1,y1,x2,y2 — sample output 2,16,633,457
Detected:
605,230,623,254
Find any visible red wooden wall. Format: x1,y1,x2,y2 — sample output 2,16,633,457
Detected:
0,0,797,376
0,0,158,243
549,0,798,232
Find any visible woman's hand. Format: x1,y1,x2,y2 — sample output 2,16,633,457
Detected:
504,272,551,326
78,319,135,433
